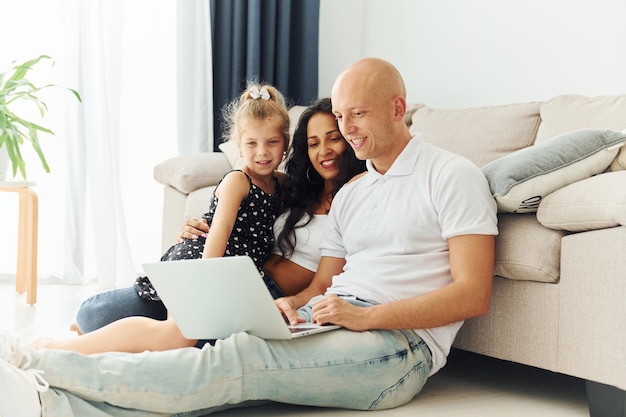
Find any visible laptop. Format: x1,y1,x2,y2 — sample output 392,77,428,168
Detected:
142,256,341,340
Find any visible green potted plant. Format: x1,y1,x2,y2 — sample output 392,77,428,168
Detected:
0,55,81,180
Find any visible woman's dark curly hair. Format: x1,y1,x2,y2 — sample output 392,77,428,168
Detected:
275,97,367,258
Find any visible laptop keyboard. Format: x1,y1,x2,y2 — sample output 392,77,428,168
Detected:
288,326,318,334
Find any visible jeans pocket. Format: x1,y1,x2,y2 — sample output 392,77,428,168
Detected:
368,331,432,410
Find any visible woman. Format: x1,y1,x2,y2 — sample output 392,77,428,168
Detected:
33,98,366,353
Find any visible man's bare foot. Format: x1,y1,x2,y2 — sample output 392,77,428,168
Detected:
69,323,83,336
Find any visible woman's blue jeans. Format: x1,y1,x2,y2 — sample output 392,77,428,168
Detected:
75,270,285,334
75,286,168,333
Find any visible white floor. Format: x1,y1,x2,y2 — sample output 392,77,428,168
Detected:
0,277,590,417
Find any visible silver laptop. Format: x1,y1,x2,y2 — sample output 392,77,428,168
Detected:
142,256,340,340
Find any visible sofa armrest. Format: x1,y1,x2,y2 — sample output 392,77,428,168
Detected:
153,152,232,195
537,170,626,232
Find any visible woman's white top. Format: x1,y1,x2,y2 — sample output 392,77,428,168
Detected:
271,212,326,272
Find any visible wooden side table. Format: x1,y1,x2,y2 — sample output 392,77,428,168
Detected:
0,181,38,304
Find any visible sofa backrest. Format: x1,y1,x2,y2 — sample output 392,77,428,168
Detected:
408,94,626,168
408,102,541,167
535,94,626,143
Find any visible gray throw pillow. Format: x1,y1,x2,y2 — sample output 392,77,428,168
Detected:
482,129,626,213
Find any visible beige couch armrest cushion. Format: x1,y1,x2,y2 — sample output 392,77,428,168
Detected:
186,186,216,220
537,171,626,232
154,153,232,195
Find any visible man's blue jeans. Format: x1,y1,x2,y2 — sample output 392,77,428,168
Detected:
32,298,432,416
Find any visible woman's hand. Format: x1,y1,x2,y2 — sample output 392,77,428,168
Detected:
179,218,209,243
275,297,306,326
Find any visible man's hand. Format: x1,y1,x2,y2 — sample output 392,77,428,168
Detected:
275,297,306,326
179,218,209,242
274,257,346,326
311,294,370,331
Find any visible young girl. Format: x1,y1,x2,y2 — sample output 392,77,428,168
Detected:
133,82,290,301
32,82,291,353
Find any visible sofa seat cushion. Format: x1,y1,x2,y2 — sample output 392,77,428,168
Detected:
537,171,626,232
409,102,541,167
495,214,565,283
481,129,626,213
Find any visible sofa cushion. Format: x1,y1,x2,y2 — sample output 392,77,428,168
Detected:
186,186,216,220
536,94,626,142
609,145,626,172
537,171,626,232
495,214,565,283
537,94,626,172
218,140,244,170
154,153,232,195
409,102,541,167
481,129,626,213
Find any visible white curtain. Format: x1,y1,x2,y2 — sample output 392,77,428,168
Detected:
177,1,214,154
0,0,210,288
61,0,212,288
63,0,135,289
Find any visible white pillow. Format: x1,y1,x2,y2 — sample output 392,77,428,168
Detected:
537,170,626,231
609,144,626,172
481,129,626,213
217,140,244,170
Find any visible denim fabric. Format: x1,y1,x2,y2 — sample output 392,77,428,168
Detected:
75,270,285,332
34,298,432,416
260,267,285,299
75,286,168,333
75,271,286,350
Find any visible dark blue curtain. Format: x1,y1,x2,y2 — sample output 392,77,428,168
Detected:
210,0,320,147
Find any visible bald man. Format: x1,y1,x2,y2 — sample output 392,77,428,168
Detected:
0,58,498,417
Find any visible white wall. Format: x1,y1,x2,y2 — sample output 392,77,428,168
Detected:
319,0,626,108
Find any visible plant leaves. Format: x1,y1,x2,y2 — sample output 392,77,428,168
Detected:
7,55,52,83
0,54,80,179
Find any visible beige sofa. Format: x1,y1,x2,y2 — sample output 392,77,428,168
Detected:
154,94,626,415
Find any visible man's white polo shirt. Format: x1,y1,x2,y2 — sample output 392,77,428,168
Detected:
322,135,498,375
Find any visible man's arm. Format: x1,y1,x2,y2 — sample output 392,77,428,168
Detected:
310,234,495,331
275,256,345,325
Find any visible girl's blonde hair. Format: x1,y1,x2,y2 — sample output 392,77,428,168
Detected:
222,82,291,150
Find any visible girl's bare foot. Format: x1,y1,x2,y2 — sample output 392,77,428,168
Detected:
69,323,83,336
